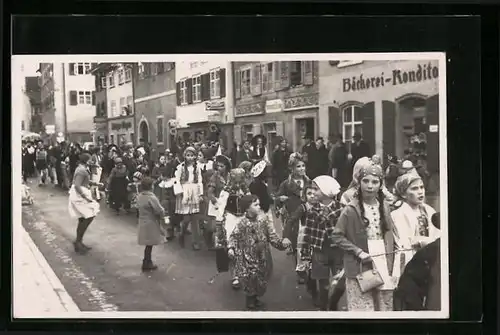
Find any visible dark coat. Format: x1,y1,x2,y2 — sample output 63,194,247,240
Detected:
236,149,252,166
393,238,441,311
249,179,273,213
271,149,291,185
351,140,371,165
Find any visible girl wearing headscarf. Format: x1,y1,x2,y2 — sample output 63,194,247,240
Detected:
174,146,204,250
340,157,371,206
214,167,251,289
390,170,440,280
68,153,101,254
206,155,232,249
228,195,291,310
331,162,396,311
295,175,343,310
107,157,131,215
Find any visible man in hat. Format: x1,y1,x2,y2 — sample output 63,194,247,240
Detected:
236,140,252,167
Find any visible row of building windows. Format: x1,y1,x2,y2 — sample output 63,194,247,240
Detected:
100,67,133,90
235,61,315,99
138,62,174,79
178,68,223,105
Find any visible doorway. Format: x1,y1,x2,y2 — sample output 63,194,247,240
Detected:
396,96,427,161
139,121,149,144
295,117,315,151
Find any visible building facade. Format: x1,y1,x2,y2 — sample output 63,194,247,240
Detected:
13,64,32,134
175,61,234,151
318,59,441,197
38,62,97,143
232,61,319,152
102,63,135,146
90,64,108,144
25,77,42,134
134,62,176,158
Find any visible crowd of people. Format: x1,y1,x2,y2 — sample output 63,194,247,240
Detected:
21,132,441,312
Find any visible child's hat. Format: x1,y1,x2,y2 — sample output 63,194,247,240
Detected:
313,175,341,198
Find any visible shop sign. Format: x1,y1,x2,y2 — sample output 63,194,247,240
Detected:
342,62,439,93
207,110,222,123
111,120,132,131
45,125,55,135
205,100,225,111
265,99,284,114
429,125,439,133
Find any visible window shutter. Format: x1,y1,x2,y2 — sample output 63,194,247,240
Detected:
220,68,226,98
251,64,262,96
302,61,314,86
279,61,290,90
201,73,210,101
328,106,341,138
382,101,396,162
186,78,193,104
234,125,242,145
273,61,281,91
234,69,241,99
275,121,284,137
69,91,77,105
69,63,75,75
361,102,375,156
176,82,181,106
92,91,96,106
253,123,262,135
426,94,439,173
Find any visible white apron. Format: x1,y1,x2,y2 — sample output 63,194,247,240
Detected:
68,185,100,219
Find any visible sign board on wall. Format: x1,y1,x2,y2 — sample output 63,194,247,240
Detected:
429,125,439,133
205,100,225,111
265,99,284,114
342,62,439,93
45,125,55,134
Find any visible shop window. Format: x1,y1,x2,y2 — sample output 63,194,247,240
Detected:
261,62,274,92
192,75,201,102
210,69,221,99
241,68,251,96
342,105,363,152
290,61,302,86
157,117,164,144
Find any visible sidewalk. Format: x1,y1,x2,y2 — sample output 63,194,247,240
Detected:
13,226,80,318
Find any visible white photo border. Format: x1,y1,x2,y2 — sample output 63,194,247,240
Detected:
11,52,448,319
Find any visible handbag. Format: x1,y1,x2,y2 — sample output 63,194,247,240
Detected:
356,261,384,293
173,180,183,196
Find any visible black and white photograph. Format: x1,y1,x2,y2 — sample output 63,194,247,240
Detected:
12,53,448,319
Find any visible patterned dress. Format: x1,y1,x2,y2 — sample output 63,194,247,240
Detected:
174,163,203,215
228,214,287,296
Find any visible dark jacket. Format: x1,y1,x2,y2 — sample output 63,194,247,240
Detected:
249,179,273,213
331,199,395,279
351,140,371,165
275,175,312,215
393,238,441,311
272,149,291,183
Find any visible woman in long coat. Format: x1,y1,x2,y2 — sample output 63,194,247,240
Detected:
107,157,131,214
137,177,166,272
